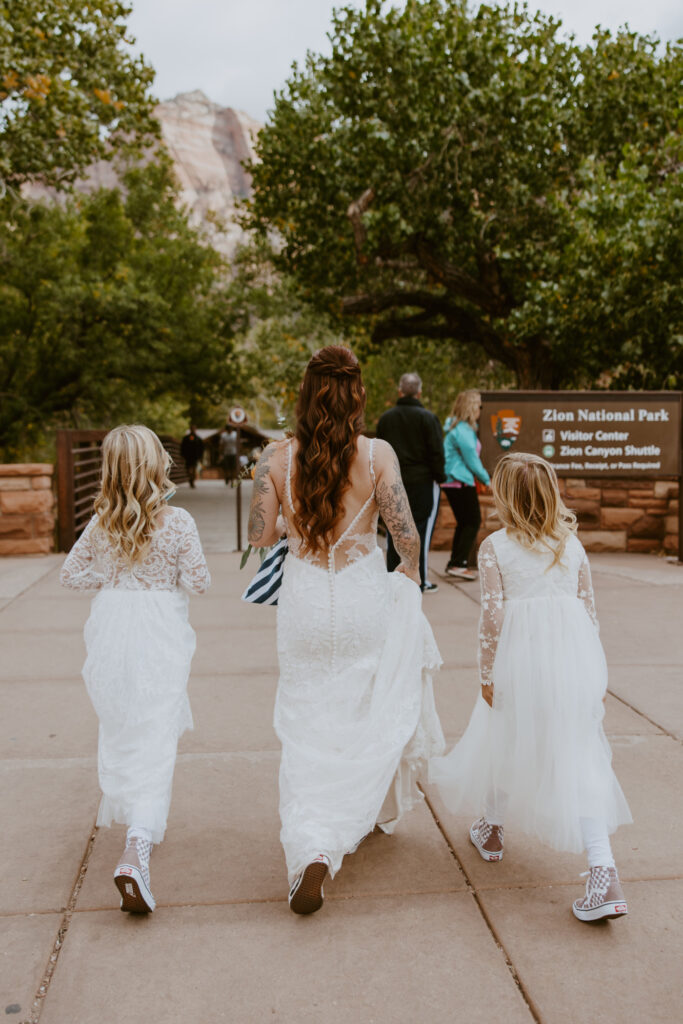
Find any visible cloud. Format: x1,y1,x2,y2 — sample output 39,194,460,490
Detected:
127,0,683,120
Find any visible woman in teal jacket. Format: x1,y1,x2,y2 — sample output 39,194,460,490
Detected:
442,391,490,581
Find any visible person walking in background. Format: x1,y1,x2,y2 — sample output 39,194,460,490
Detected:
430,453,632,922
376,372,444,593
247,347,444,915
442,390,490,581
219,424,239,485
180,423,204,489
60,425,210,914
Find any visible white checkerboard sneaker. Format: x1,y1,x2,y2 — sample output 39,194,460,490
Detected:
572,866,628,922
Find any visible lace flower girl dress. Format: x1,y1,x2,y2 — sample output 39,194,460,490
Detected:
60,506,210,842
276,439,445,884
430,529,632,853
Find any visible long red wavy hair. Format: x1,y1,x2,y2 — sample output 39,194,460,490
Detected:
292,345,366,555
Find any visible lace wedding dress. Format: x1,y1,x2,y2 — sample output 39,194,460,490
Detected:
60,506,210,842
430,529,632,852
275,439,445,883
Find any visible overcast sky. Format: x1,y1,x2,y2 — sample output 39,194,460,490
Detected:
126,0,683,120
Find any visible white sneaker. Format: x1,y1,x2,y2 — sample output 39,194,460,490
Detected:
114,837,155,913
288,854,330,915
446,566,477,581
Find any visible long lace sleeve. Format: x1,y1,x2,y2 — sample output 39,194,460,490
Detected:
176,512,211,594
477,536,505,690
60,519,106,590
578,553,599,631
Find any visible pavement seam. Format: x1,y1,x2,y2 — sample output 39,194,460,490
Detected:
67,887,470,913
420,787,543,1024
606,690,681,743
22,820,98,1024
10,872,678,921
0,561,62,606
0,563,63,612
434,575,482,605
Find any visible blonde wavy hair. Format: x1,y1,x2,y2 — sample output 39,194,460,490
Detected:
449,390,481,428
492,452,577,568
93,425,174,564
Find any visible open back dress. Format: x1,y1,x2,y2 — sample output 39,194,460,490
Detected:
275,438,445,882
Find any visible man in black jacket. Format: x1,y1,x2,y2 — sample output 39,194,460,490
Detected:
376,373,445,593
180,424,204,489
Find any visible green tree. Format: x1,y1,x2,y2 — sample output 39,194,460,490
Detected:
543,136,683,388
226,243,350,429
246,0,683,388
0,0,158,192
0,159,235,459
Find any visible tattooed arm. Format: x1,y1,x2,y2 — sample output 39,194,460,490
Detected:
374,440,421,586
247,443,283,547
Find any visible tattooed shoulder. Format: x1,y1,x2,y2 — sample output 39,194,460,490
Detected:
253,443,278,492
248,443,280,543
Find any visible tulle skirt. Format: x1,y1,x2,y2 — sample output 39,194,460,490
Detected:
275,549,445,882
82,589,195,843
429,595,632,853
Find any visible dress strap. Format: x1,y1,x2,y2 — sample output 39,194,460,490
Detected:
369,437,376,488
285,439,294,511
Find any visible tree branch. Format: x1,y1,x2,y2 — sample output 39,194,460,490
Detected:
346,187,375,259
414,237,512,316
346,289,515,369
341,289,455,318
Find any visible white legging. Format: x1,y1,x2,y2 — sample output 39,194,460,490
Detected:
484,794,615,868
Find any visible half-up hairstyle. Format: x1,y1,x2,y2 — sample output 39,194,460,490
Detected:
492,452,577,569
93,424,174,564
292,345,366,555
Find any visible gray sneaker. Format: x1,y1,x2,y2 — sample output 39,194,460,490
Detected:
114,837,155,913
572,866,628,922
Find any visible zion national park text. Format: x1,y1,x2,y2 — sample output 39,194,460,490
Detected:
542,407,670,423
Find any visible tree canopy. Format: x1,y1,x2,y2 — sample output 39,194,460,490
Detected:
246,0,683,388
0,0,158,193
0,159,235,460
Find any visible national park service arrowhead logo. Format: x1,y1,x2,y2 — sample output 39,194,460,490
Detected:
491,409,522,450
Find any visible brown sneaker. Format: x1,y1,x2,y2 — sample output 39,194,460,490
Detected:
288,854,330,915
470,818,504,862
572,866,628,922
114,837,155,913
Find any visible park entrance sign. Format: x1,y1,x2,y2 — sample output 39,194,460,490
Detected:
480,392,682,479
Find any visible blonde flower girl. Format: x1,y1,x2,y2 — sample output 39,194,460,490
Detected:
430,453,632,922
61,425,210,913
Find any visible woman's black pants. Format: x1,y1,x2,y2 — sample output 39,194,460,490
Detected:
443,485,481,568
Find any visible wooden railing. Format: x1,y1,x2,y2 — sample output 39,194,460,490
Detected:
56,430,107,552
56,429,189,551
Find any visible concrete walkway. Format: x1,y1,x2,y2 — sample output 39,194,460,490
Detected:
1,481,682,1023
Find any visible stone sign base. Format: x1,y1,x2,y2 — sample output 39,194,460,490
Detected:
431,477,679,559
0,464,55,555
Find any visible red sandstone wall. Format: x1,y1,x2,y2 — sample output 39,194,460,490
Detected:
0,465,55,555
432,478,679,558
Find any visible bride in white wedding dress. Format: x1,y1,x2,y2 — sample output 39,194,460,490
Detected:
247,346,444,915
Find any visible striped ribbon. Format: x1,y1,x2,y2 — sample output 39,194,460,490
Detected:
241,538,288,606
